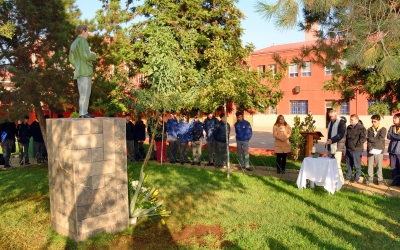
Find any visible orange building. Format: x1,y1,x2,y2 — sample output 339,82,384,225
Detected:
246,32,390,129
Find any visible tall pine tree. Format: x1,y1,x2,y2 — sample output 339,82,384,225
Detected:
256,0,400,114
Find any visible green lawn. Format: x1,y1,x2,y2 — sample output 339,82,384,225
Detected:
0,160,399,249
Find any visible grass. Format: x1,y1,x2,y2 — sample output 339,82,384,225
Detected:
1,156,399,249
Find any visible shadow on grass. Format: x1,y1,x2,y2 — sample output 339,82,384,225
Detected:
264,237,290,250
249,175,400,249
0,164,49,202
128,161,247,226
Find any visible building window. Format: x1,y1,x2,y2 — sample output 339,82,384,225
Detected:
289,64,298,77
257,65,265,73
325,66,334,75
268,64,277,75
269,107,277,114
301,62,311,76
290,101,308,114
325,61,335,75
340,101,350,115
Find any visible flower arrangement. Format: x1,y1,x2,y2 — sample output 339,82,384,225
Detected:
128,170,171,224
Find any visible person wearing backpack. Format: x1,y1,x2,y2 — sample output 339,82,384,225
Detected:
189,114,204,166
234,111,253,171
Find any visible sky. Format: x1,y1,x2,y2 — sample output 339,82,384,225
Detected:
75,0,305,50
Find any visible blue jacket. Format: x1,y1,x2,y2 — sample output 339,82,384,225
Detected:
213,121,230,143
166,117,179,139
387,125,400,154
177,121,190,143
204,117,219,141
234,119,252,141
189,120,204,142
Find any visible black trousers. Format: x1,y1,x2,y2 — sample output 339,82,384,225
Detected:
276,153,287,172
134,141,145,160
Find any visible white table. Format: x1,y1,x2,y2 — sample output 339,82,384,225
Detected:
296,157,343,194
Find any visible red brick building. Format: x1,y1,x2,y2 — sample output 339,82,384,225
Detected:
246,32,389,129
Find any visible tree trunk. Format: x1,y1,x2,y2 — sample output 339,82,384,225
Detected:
33,101,47,150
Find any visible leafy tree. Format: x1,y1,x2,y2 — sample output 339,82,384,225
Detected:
0,0,77,145
255,0,400,115
85,0,138,116
129,0,284,113
0,1,15,38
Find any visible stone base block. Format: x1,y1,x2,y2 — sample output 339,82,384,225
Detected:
47,118,129,242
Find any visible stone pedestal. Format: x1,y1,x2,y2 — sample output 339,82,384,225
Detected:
46,118,129,242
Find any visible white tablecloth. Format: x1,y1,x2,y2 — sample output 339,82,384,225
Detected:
296,157,343,194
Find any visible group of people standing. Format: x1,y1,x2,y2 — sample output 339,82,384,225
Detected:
0,115,49,169
327,110,400,186
273,110,400,186
135,111,253,171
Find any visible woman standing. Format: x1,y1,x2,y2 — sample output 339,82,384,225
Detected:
273,115,291,174
154,115,167,163
387,113,400,186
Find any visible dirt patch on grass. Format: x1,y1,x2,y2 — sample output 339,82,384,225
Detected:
172,224,224,246
128,219,232,249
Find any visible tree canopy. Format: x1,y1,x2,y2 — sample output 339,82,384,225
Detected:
128,0,284,114
0,0,81,144
256,0,400,115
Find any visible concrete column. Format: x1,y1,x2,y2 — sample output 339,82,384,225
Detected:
46,118,129,242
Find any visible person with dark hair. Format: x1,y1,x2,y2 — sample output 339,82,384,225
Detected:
69,24,97,118
326,109,346,183
154,115,167,163
134,115,146,161
177,114,190,165
273,115,291,174
213,113,230,168
125,114,135,162
387,113,400,186
345,114,367,183
204,111,219,166
367,114,387,185
234,111,252,171
17,115,31,165
189,114,204,166
166,111,179,163
57,114,64,118
0,119,17,169
30,116,45,163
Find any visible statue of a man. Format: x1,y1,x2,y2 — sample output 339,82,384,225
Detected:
69,24,97,118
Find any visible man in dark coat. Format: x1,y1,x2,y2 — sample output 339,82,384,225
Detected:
204,111,219,166
0,119,17,169
125,114,135,162
17,116,31,165
134,116,146,161
30,116,45,163
345,114,367,182
213,113,230,169
326,109,346,183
